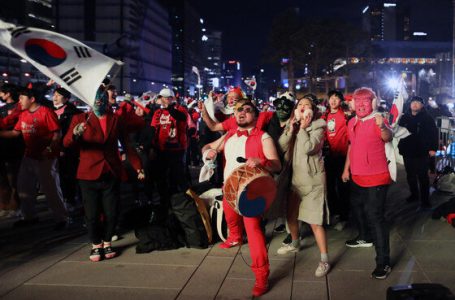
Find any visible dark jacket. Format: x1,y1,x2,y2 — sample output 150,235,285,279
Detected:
398,109,438,157
56,102,83,137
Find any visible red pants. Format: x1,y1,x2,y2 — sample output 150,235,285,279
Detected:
223,198,269,271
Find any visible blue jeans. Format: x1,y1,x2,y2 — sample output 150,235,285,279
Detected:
350,181,390,265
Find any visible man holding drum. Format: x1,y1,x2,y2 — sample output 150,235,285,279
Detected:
202,100,281,297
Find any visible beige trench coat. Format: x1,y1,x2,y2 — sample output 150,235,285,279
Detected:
278,118,330,225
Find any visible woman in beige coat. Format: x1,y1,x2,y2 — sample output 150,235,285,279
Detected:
277,94,330,277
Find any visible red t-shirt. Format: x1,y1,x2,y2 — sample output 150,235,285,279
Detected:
151,105,188,151
348,116,392,187
323,110,349,157
352,172,392,187
221,111,274,131
14,106,60,159
98,116,108,137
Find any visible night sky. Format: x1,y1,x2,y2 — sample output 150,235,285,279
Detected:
189,0,453,75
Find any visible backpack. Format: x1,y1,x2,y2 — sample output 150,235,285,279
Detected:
135,213,185,253
170,189,210,249
434,166,455,194
122,206,185,254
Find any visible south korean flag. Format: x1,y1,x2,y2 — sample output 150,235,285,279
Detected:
0,19,123,107
244,76,257,91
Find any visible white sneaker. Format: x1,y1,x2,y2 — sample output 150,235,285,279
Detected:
111,235,119,242
315,261,330,277
277,243,299,255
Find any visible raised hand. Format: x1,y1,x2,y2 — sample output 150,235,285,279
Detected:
73,122,86,136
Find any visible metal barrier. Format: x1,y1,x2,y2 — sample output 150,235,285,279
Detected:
436,117,455,172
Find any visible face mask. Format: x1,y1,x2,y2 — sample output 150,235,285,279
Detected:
93,91,109,117
275,99,293,121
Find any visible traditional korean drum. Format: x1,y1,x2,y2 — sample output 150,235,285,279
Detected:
223,165,277,217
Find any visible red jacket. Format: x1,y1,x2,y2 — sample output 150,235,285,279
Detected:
0,103,22,129
63,112,142,181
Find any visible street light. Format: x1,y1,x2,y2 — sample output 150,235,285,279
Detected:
386,77,400,91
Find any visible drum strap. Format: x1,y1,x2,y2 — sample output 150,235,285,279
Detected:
215,133,227,152
209,199,227,242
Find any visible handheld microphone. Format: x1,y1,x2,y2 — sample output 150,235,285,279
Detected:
236,157,247,163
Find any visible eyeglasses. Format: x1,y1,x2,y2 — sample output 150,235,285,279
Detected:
236,106,254,113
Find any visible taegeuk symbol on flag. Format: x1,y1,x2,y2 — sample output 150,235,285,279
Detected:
0,19,123,107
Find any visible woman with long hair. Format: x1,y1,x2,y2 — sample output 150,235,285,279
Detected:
277,94,331,277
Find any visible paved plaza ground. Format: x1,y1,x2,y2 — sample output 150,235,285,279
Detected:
0,165,454,299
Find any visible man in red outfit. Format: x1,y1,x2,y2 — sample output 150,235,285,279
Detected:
0,87,68,229
150,88,188,211
202,101,281,297
342,87,393,280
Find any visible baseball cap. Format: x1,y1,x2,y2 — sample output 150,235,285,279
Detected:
159,88,175,98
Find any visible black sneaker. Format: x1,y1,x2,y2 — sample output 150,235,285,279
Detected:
282,233,292,245
103,246,117,259
89,248,103,262
345,238,373,248
371,264,391,279
13,218,39,228
274,224,286,233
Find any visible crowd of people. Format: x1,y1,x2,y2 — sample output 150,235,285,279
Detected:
0,80,442,297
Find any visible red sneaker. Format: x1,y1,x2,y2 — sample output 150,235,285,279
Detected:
218,239,241,249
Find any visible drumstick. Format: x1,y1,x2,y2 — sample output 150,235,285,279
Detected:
237,157,247,163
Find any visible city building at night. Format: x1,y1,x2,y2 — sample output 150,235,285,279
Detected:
222,60,242,89
169,1,205,97
203,30,222,91
362,1,399,41
0,0,54,84
55,0,172,95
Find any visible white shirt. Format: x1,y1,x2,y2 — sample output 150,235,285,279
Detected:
223,130,271,180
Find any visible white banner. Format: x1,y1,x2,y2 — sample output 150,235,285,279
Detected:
0,19,123,107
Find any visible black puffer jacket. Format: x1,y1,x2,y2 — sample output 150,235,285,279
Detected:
398,109,438,157
56,102,83,137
